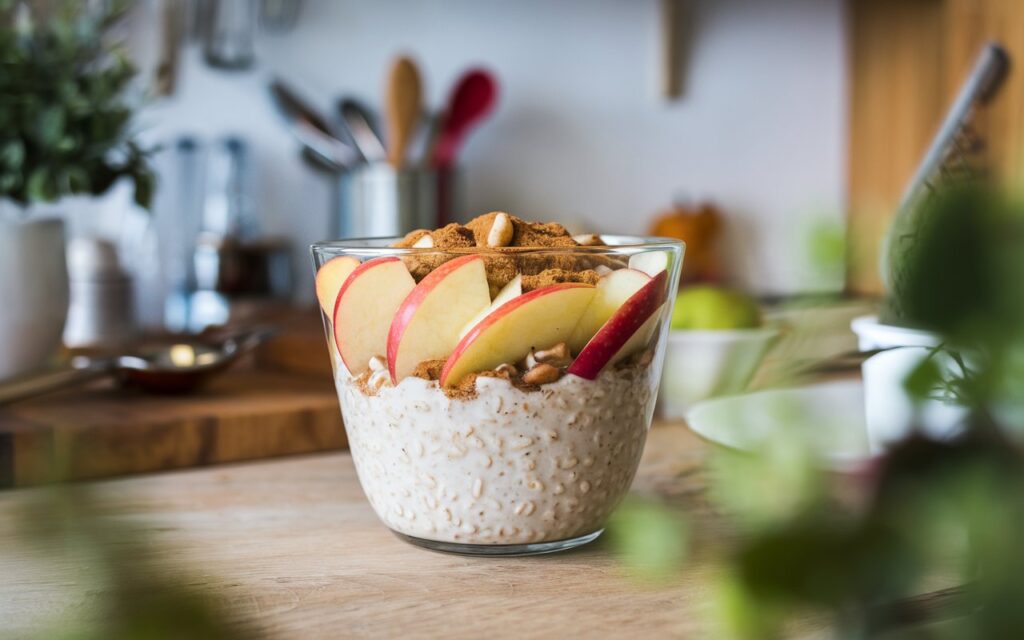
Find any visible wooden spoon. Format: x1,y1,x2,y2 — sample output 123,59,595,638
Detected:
384,56,423,168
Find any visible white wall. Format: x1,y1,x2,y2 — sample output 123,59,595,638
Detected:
130,0,846,301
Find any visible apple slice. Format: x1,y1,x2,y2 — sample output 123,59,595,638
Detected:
566,270,668,380
613,301,664,361
440,283,597,387
333,257,415,374
459,274,522,339
387,255,491,383
628,251,671,277
568,268,651,353
315,256,360,316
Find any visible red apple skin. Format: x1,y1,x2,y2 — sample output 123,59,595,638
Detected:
387,254,485,384
315,255,360,316
440,282,595,387
566,269,668,380
333,256,405,371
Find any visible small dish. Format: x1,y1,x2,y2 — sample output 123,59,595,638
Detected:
659,327,778,418
686,379,871,471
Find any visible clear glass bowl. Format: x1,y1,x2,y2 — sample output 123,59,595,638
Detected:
311,236,684,555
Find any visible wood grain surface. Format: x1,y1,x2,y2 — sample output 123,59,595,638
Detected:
0,424,833,639
0,370,346,488
847,0,1024,293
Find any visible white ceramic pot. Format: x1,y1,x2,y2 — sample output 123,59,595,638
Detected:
0,218,70,380
659,328,778,418
850,315,967,453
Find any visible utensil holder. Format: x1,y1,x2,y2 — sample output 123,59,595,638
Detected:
333,165,459,239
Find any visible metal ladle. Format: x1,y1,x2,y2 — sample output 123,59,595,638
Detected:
0,328,275,405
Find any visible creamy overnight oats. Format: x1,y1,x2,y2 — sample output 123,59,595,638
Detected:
312,213,683,555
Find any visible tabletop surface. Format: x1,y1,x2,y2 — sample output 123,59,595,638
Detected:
0,422,826,639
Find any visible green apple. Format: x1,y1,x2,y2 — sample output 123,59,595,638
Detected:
671,286,761,330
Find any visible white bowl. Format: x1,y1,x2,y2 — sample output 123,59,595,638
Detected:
686,379,870,471
850,315,966,453
658,327,778,418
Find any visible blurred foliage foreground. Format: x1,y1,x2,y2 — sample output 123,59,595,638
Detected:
610,185,1024,638
5,485,256,639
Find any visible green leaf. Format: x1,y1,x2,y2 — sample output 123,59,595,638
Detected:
26,168,53,202
0,170,21,192
65,167,90,193
35,106,66,147
0,139,24,169
904,353,942,401
607,498,689,581
55,135,77,153
133,171,153,209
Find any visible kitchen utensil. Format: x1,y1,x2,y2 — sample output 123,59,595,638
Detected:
0,328,276,405
659,327,778,418
339,97,387,164
384,56,423,168
201,137,249,237
192,234,293,297
259,0,303,32
430,68,497,168
270,79,358,171
882,43,1010,317
155,0,185,96
190,137,293,331
335,165,445,238
201,0,257,70
63,238,137,349
159,137,205,332
418,112,444,168
686,379,871,472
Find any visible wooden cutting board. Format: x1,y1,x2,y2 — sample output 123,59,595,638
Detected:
0,369,346,489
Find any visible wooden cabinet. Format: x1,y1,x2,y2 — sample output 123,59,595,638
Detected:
847,0,1024,293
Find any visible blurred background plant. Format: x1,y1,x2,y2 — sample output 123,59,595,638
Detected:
5,484,258,639
0,0,153,214
609,183,1024,638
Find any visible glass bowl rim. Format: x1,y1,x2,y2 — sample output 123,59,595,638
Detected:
311,234,685,256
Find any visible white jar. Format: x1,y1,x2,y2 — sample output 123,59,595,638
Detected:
850,315,966,453
0,217,69,380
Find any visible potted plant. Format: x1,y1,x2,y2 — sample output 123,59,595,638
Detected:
0,0,152,379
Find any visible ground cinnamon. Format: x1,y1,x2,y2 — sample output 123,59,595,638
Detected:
521,268,600,292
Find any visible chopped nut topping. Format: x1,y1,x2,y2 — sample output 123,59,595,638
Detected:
495,363,519,376
573,233,605,246
533,343,571,368
487,212,514,248
412,234,434,248
523,363,562,385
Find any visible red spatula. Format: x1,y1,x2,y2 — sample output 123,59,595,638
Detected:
430,68,498,169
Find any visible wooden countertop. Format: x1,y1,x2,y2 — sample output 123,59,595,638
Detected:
0,423,827,638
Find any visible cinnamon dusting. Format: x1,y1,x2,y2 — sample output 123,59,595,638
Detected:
393,212,593,294
522,268,600,292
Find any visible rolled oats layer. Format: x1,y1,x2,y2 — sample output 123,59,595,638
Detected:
337,366,657,545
